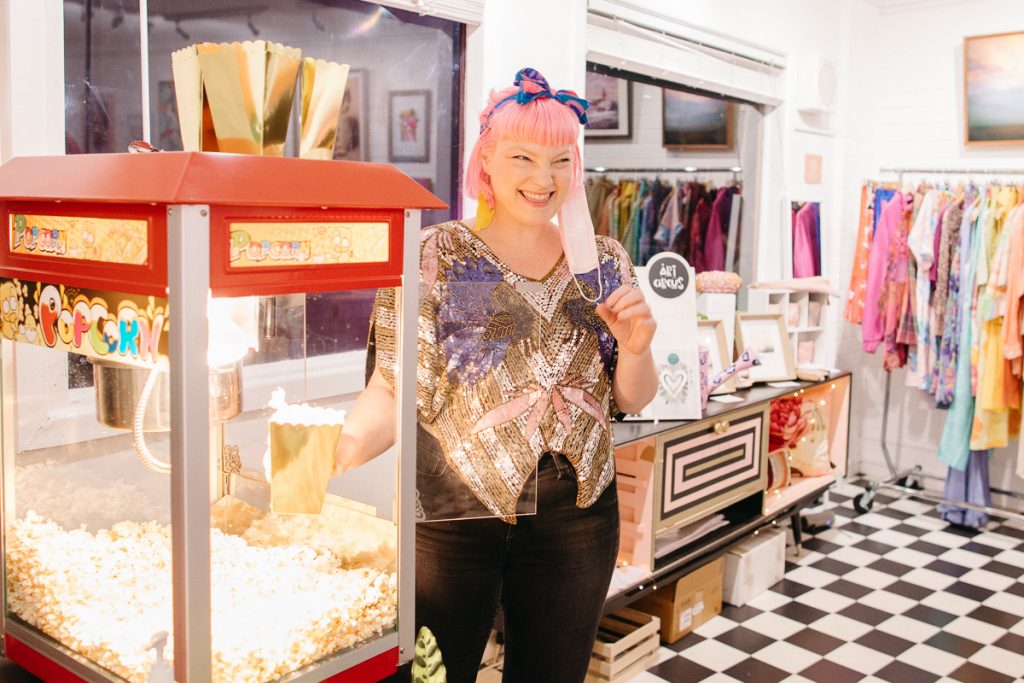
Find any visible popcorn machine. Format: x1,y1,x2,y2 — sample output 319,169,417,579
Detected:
0,152,441,682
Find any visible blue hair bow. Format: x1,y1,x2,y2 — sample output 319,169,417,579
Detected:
481,67,590,132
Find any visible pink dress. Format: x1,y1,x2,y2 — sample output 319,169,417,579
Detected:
792,203,819,278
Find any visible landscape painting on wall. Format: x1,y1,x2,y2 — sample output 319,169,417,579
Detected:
964,31,1024,146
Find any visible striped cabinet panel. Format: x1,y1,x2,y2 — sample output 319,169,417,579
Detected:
653,405,768,532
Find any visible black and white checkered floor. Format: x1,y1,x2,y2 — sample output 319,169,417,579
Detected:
637,479,1024,683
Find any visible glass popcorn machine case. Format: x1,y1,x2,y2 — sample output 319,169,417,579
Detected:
0,152,441,682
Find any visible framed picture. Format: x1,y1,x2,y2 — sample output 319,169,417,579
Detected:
156,81,182,151
584,70,631,139
388,89,431,163
697,318,735,394
662,89,734,151
333,68,368,161
735,313,796,382
964,31,1024,146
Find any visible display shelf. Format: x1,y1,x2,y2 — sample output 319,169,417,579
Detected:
763,473,835,516
793,326,823,333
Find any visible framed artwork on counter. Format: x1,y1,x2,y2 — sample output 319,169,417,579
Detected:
964,31,1024,146
697,318,735,394
735,313,796,382
388,89,431,163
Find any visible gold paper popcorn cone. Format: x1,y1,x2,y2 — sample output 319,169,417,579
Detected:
196,41,262,155
299,58,350,160
171,46,202,151
269,422,342,514
262,42,302,156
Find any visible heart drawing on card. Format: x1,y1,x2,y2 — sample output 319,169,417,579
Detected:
658,364,688,403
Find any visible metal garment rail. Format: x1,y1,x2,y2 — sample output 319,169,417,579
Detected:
585,166,742,173
854,167,1024,523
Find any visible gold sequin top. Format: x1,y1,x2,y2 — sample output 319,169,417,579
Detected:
372,221,637,521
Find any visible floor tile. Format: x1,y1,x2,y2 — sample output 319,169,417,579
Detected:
885,546,939,568
839,521,882,538
958,540,1002,557
723,657,789,683
994,547,1024,567
884,579,933,601
785,627,845,656
959,568,1017,592
745,587,792,612
966,604,1019,629
903,515,948,532
803,537,843,554
809,612,873,641
770,578,814,598
867,528,920,547
944,523,982,538
923,630,986,658
667,630,704,653
967,643,1024,678
886,498,936,515
902,567,958,591
844,566,898,590
919,589,983,616
867,557,914,576
938,547,996,569
626,672,674,683
876,614,941,643
919,530,974,548
944,580,995,602
825,641,893,675
822,578,872,600
983,590,1024,619
693,616,739,639
741,611,805,641
942,615,1006,644
825,545,881,568
979,559,1023,578
791,550,828,567
885,522,930,537
876,507,914,521
992,631,1024,655
752,640,822,674
838,602,891,626
814,527,864,546
902,604,958,628
973,531,1021,550
946,661,1014,683
793,587,856,613
858,588,917,614
798,658,865,683
714,625,774,654
923,558,971,577
786,565,844,589
648,654,717,681
718,603,762,623
907,539,951,556
855,539,899,555
654,646,678,665
856,512,905,529
811,556,859,576
897,643,967,676
1007,581,1024,599
774,600,829,625
873,659,941,683
675,638,748,673
855,629,916,657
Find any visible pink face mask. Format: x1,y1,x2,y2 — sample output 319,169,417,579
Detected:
557,183,602,298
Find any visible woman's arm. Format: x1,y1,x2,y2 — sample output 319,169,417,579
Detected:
332,367,397,475
596,285,659,414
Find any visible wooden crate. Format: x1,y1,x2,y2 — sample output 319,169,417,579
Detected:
615,440,656,573
586,608,661,682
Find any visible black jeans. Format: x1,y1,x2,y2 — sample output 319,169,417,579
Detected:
414,453,619,683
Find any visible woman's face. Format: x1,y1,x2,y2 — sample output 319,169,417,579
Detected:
482,139,575,228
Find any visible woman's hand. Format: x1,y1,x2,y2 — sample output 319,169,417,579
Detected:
596,285,656,356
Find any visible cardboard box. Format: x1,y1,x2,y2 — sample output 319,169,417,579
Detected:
632,557,724,644
722,527,786,607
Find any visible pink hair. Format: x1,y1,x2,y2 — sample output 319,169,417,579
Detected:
464,85,583,207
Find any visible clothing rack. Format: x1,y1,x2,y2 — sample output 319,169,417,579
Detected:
854,167,1024,523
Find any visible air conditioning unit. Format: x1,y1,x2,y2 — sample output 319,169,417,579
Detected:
794,53,837,114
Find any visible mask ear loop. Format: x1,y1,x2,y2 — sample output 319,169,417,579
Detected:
571,267,604,304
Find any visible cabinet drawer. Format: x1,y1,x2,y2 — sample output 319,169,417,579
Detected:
654,406,767,531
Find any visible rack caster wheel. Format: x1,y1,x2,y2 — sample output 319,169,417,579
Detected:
898,475,923,490
853,492,874,514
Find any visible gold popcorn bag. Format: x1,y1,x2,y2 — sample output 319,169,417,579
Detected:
299,58,350,159
269,422,342,514
173,40,301,155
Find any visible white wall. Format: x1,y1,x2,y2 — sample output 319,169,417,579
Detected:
836,0,1024,503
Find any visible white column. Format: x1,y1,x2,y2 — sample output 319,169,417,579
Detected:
462,0,588,217
0,0,65,162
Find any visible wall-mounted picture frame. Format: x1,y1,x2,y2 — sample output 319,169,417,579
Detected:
697,318,735,394
388,89,431,163
662,89,734,151
333,68,368,161
584,69,631,140
964,31,1024,146
735,313,796,382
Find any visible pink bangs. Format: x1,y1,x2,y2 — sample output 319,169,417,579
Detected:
465,86,583,207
